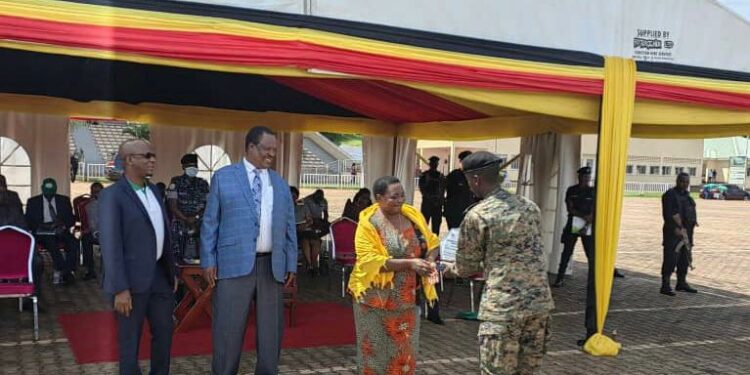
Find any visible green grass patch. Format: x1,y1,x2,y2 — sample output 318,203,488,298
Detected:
625,191,700,199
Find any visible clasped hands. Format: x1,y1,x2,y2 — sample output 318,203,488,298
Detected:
410,259,439,284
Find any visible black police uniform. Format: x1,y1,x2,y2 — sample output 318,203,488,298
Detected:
419,167,445,235
661,187,697,289
557,183,596,277
444,168,475,229
167,161,209,261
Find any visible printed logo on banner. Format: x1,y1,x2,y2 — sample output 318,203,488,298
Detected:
632,29,675,62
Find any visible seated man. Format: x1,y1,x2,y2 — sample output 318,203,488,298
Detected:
25,178,78,285
0,174,25,228
81,182,104,280
342,188,372,222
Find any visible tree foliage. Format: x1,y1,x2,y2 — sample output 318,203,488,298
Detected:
122,123,151,140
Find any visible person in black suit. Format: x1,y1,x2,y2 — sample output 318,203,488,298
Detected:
99,139,176,375
0,174,25,228
25,178,78,285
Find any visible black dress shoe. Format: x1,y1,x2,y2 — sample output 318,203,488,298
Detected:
660,288,676,296
613,269,625,278
675,284,698,293
427,316,445,325
551,279,564,288
577,331,596,346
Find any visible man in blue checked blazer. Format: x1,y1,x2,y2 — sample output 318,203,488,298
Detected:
201,126,298,375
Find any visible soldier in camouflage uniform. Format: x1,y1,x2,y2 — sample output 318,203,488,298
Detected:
167,154,209,262
455,151,554,375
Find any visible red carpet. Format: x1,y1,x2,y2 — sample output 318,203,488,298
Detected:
58,302,355,364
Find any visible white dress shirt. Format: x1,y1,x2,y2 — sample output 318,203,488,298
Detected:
42,196,58,223
133,185,165,260
243,158,274,253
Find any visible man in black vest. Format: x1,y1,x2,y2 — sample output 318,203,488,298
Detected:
660,172,698,296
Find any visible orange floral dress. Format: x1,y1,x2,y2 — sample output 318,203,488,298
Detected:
353,211,422,375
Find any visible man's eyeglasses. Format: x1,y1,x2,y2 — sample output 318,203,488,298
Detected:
131,152,157,159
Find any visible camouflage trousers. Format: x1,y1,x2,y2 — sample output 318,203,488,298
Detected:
478,313,551,375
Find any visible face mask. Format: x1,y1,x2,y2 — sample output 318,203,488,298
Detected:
185,167,199,177
42,181,57,197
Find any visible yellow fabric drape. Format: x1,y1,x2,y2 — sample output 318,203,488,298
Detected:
583,57,635,357
348,203,441,305
0,93,394,136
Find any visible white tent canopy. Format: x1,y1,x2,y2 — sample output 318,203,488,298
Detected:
184,0,750,72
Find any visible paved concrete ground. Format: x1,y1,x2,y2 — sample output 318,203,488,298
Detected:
1,196,749,374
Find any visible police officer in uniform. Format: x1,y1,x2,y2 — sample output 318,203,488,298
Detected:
444,150,476,229
553,166,595,287
167,154,209,262
455,152,554,375
418,156,445,234
660,172,698,296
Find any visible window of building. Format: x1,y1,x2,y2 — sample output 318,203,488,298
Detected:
626,165,634,175
688,167,697,177
675,167,685,175
194,144,231,182
0,137,32,204
636,165,647,175
662,166,672,175
510,155,519,170
586,159,594,167
649,166,660,175
747,167,750,177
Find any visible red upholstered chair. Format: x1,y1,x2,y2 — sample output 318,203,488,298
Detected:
72,194,92,239
329,217,357,298
0,226,39,340
73,195,92,235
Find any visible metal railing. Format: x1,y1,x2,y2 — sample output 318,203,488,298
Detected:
624,182,672,194
76,163,107,181
300,173,363,189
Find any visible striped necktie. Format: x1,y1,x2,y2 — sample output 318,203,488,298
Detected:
252,170,262,218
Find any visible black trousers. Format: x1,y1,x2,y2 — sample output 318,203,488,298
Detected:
420,202,442,235
556,234,594,278
661,227,694,285
559,234,596,335
36,233,78,274
116,266,174,375
81,233,97,275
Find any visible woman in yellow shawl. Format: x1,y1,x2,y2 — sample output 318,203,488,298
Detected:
348,176,440,375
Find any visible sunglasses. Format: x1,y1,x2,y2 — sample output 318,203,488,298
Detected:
131,152,157,159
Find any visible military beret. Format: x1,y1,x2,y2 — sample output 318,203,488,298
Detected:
181,154,198,166
462,151,502,173
428,156,440,162
577,166,592,175
458,150,473,161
